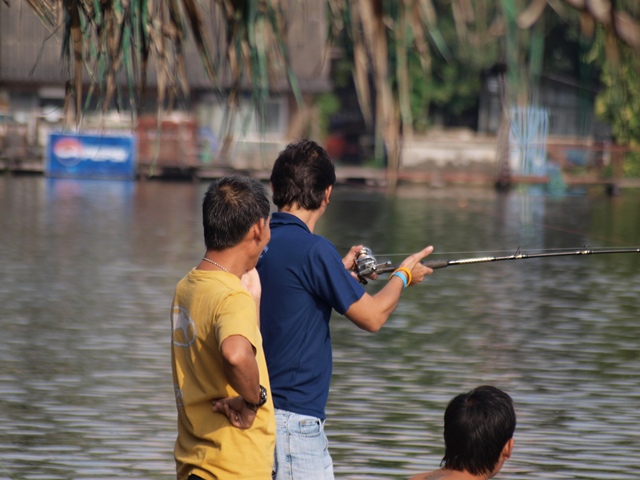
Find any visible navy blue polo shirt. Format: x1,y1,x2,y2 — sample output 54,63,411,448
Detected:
257,212,366,419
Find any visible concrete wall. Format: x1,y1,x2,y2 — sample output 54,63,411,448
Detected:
401,131,498,175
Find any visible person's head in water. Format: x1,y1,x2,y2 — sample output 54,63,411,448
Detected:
441,385,516,478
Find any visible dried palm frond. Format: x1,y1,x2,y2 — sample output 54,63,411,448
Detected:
518,0,640,51
10,0,298,132
517,0,548,29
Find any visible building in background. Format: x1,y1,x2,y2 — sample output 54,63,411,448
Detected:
0,0,330,174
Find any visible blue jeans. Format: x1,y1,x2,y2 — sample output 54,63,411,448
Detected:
273,408,334,480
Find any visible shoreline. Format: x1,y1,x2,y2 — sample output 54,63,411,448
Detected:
3,159,640,193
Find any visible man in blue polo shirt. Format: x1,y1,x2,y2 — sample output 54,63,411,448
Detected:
256,140,435,480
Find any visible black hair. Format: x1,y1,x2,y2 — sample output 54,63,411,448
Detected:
270,139,336,210
202,176,270,250
442,385,516,476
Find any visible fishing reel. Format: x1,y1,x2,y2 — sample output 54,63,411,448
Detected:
354,247,393,285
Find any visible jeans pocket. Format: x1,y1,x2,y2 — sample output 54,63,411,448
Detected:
296,418,322,437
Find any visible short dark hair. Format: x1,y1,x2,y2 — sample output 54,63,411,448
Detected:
442,385,516,476
270,139,336,210
202,176,270,250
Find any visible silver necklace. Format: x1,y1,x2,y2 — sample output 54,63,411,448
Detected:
202,257,228,272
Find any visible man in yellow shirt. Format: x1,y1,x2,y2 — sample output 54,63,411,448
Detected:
171,176,275,479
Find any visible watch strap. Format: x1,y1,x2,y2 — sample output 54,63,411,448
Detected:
244,385,267,411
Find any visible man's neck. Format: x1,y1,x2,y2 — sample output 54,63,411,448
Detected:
200,244,255,278
280,206,324,233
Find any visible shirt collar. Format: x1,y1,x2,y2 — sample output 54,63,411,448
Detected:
271,211,310,232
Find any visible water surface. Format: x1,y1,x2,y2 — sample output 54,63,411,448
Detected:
1,177,639,479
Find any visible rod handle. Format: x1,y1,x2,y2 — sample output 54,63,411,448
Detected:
422,259,450,269
374,259,450,274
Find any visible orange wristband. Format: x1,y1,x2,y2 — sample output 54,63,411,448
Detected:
391,267,412,286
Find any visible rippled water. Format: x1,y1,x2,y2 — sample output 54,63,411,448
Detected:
1,177,639,479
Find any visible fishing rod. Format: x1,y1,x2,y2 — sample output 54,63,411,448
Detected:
354,246,640,284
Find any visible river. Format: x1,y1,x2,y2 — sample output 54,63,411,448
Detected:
1,176,639,479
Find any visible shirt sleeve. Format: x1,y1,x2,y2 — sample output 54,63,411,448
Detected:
302,239,366,315
214,291,260,350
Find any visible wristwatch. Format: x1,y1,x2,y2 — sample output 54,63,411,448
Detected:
244,385,268,411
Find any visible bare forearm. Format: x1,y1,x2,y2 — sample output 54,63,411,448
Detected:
373,275,405,317
223,364,262,404
345,277,404,332
220,337,262,404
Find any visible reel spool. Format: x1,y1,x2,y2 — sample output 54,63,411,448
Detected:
354,247,392,284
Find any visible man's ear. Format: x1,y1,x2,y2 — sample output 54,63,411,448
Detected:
323,185,333,206
502,438,514,461
246,220,260,242
253,217,269,242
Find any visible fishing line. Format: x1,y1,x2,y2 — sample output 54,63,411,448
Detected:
460,201,632,247
337,185,635,256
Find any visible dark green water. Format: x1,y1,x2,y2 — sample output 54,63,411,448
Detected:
1,177,639,479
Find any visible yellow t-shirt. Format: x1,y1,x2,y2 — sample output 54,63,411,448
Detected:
171,268,275,480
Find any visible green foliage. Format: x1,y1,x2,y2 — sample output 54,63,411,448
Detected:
331,56,357,90
409,56,484,131
597,151,640,180
624,153,640,177
401,1,501,131
315,93,341,139
590,29,640,150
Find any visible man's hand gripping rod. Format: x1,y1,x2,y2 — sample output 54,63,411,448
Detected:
354,247,446,284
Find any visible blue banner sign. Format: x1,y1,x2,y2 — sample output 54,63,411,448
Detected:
46,132,136,180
